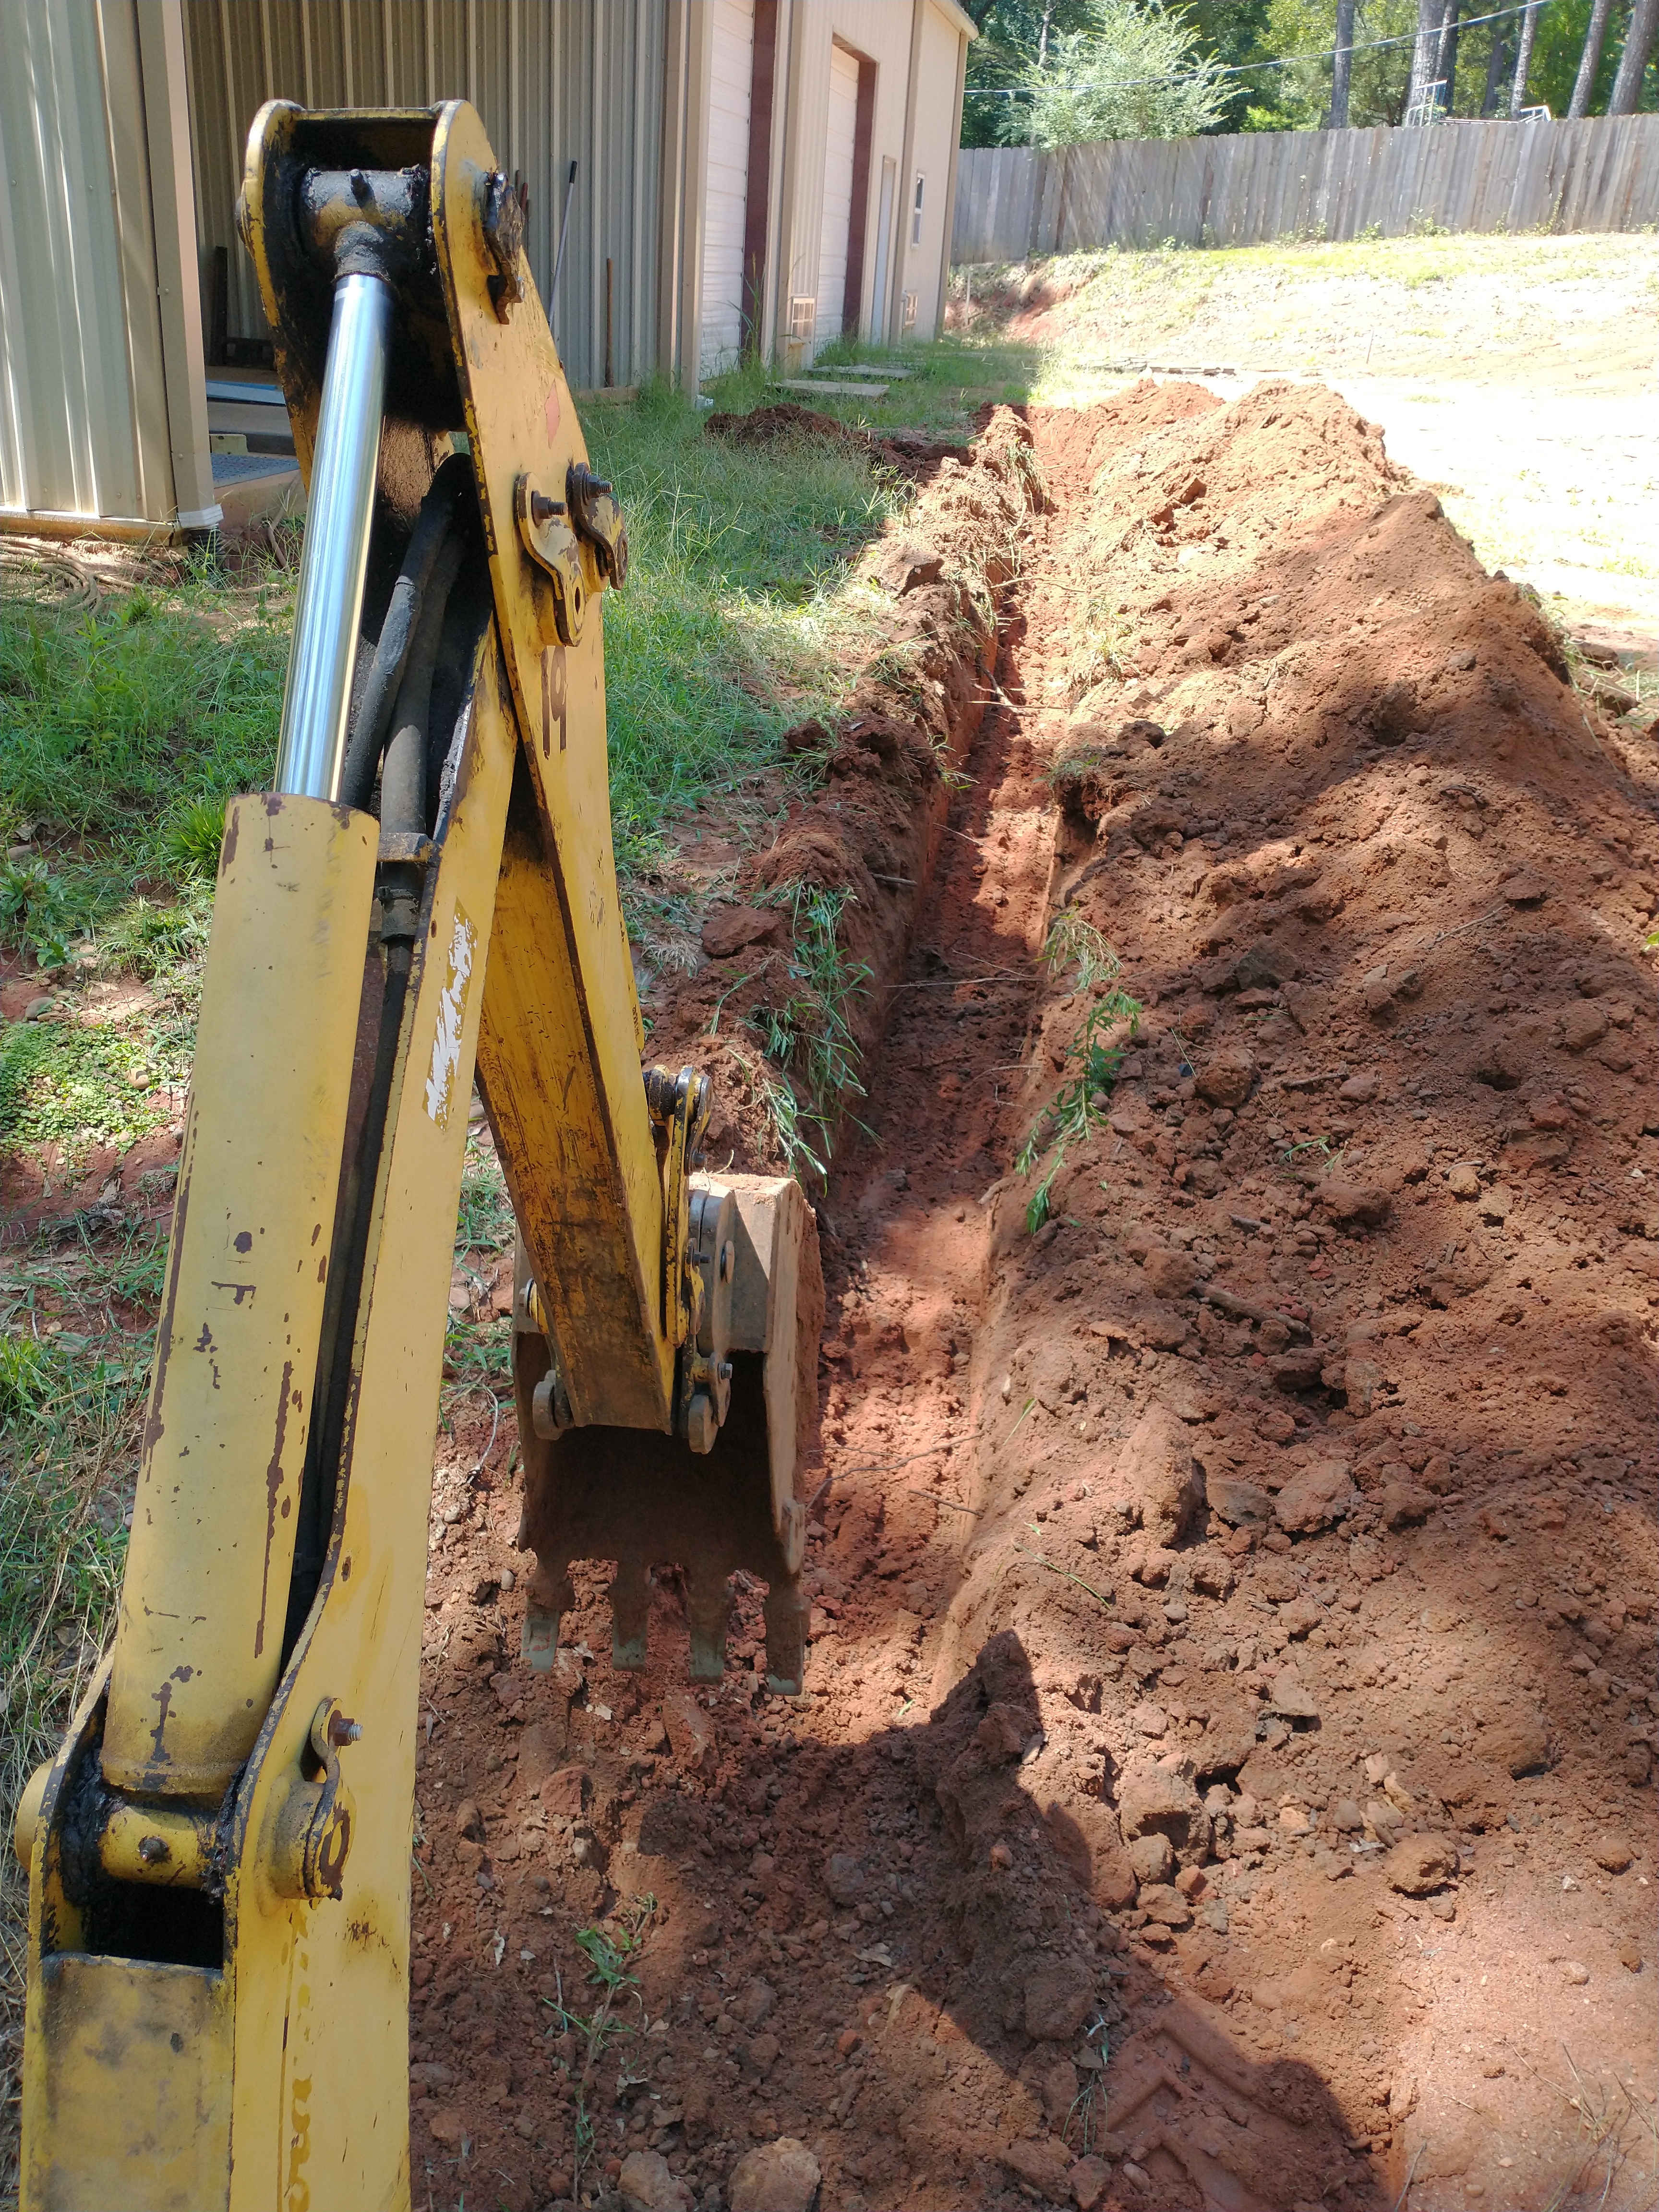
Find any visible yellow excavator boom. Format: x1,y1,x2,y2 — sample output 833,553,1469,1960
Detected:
14,100,818,2212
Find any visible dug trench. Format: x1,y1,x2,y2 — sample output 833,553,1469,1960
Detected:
410,385,1659,2212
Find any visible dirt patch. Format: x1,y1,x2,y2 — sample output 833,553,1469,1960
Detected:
706,400,974,483
409,385,1658,2212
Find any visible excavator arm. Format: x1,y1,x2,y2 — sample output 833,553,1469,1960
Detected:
14,101,819,2212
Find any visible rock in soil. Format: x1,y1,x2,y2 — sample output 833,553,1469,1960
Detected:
726,2137,821,2212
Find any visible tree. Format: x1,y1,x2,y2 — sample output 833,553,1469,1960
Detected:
1406,0,1455,120
1510,0,1544,112
1434,0,1464,102
1008,0,1227,146
960,0,1097,148
1181,0,1277,130
1479,27,1511,112
1608,0,1659,108
1567,0,1618,113
1329,0,1358,125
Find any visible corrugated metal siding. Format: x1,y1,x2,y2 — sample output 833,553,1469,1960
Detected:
182,0,667,393
0,0,177,524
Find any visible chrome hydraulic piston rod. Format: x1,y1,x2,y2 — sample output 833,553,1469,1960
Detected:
271,267,392,800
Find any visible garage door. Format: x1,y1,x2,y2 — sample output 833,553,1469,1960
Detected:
815,43,859,347
700,0,755,375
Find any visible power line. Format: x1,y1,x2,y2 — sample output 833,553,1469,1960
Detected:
963,0,1555,98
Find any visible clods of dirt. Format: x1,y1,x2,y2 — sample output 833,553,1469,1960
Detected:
705,400,974,482
411,383,1657,2212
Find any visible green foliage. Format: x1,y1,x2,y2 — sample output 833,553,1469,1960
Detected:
0,859,81,970
1015,920,1140,1232
747,882,871,1180
161,797,228,882
0,1018,179,1175
0,599,285,906
1009,0,1228,146
584,387,903,871
0,1314,142,1843
455,1129,515,1254
91,887,213,982
1238,0,1421,132
541,1896,657,2199
962,0,1100,144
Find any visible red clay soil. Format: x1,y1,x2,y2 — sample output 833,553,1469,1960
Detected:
410,385,1659,2212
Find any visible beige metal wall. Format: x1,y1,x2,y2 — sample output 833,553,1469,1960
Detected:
0,0,217,537
183,0,669,394
767,0,968,359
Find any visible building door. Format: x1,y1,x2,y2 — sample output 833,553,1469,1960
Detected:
815,42,859,350
869,157,896,349
701,0,755,375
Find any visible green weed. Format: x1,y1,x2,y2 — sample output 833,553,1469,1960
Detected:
91,887,213,982
541,1895,656,2197
0,596,287,944
0,1018,180,1179
455,1128,514,1254
584,386,906,870
161,797,228,881
1015,921,1140,1233
0,860,81,970
747,881,871,1178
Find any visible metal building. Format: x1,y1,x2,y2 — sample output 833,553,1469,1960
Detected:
0,0,973,542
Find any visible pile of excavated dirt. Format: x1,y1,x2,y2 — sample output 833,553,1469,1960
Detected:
411,384,1657,2212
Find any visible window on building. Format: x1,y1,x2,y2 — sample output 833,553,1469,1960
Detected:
911,173,925,248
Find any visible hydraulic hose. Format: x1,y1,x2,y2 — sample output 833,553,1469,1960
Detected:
339,450,473,812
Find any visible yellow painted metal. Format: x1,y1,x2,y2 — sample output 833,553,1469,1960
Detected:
97,1799,216,1887
24,100,761,2212
220,629,518,2212
428,101,674,1433
236,97,672,1433
18,1656,240,2212
28,1955,232,2212
102,795,376,1800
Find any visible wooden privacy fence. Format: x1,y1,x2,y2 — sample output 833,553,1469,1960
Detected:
952,114,1659,262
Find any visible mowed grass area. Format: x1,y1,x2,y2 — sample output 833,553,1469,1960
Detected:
0,345,1038,2177
956,229,1659,390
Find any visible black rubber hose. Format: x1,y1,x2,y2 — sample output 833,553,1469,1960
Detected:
281,934,412,1664
340,450,472,812
380,530,466,837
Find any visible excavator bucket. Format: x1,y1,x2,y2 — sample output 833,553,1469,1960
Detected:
512,1172,824,1695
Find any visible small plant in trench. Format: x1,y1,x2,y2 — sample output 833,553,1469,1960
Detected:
747,880,871,1181
1063,2014,1112,2154
1015,918,1140,1233
542,1895,656,2195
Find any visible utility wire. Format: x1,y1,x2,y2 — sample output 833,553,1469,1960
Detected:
964,0,1556,98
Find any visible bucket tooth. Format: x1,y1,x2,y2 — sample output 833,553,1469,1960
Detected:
763,1581,808,1697
687,1572,732,1682
512,1173,823,1697
522,1604,562,1671
610,1562,652,1671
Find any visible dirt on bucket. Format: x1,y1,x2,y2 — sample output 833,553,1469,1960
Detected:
409,382,1658,2212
